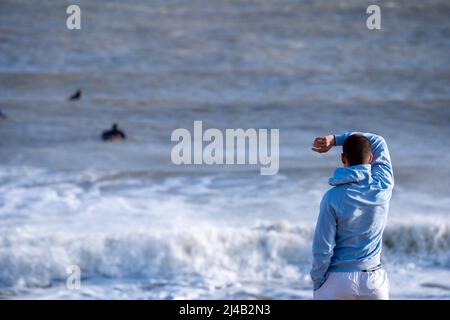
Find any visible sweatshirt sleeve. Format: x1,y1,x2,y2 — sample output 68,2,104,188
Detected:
310,191,337,290
334,132,394,190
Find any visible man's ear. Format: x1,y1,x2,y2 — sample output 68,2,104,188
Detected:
368,153,374,164
341,153,348,167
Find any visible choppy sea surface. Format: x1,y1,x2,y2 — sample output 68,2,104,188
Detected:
0,0,449,299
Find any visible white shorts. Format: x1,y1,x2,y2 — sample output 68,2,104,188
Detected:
313,269,389,300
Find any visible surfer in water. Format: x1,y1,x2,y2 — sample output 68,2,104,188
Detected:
0,110,6,119
101,123,126,142
310,132,394,300
69,89,82,101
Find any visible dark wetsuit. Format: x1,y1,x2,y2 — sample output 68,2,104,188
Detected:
69,89,82,100
102,124,126,141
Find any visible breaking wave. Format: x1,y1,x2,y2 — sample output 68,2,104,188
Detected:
0,221,449,289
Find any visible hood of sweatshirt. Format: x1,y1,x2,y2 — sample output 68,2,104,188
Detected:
328,164,372,186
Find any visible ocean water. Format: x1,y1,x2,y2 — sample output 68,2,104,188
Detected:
0,0,450,299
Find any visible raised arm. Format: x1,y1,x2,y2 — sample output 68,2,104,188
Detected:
312,132,394,189
310,192,337,291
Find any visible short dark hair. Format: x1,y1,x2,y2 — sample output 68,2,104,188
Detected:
343,134,372,166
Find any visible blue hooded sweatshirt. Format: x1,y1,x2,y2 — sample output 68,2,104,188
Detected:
310,132,394,290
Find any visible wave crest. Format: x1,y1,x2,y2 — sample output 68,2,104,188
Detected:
0,221,449,289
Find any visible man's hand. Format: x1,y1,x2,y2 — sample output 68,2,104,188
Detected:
312,135,335,153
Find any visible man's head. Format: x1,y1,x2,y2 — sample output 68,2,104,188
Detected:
342,134,373,167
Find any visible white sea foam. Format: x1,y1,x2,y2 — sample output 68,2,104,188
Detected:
1,217,449,295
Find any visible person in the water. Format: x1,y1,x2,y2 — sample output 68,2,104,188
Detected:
101,123,126,142
0,110,6,119
69,89,82,100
